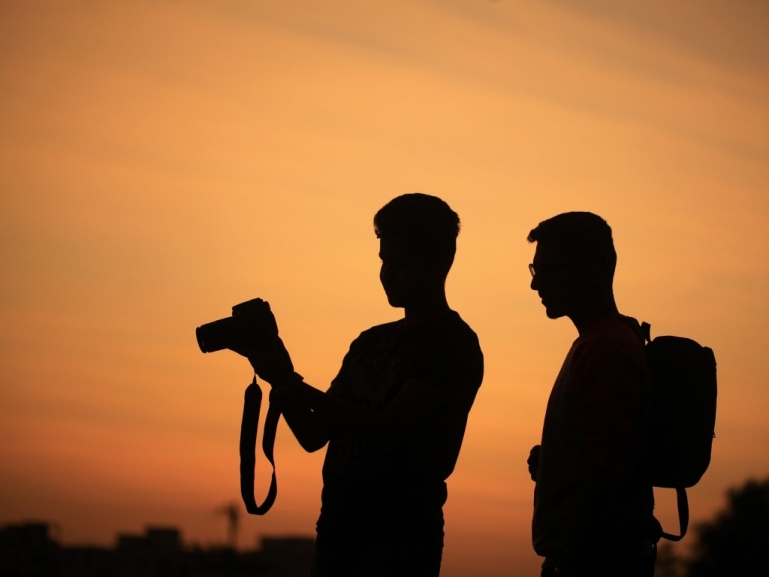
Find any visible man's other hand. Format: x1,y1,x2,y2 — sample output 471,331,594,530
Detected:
248,336,295,386
229,334,294,387
527,444,541,482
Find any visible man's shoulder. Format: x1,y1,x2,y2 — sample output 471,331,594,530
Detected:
570,315,647,368
445,310,478,334
575,315,642,348
408,312,484,392
421,311,482,355
441,311,480,349
361,319,403,336
427,313,484,376
349,312,482,357
349,319,403,347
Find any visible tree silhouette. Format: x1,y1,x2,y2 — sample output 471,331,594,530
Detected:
686,477,769,576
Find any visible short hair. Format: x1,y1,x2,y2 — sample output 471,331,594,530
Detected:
374,193,460,263
527,211,617,275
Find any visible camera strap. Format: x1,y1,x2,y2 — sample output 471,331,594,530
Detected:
239,377,279,515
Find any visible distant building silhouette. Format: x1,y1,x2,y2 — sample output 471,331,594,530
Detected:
259,538,315,577
114,528,182,577
0,521,314,577
0,522,58,575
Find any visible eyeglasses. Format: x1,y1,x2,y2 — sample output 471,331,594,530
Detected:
528,261,580,278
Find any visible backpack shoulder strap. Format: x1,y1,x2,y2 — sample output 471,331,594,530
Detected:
660,487,690,542
239,377,279,515
641,321,652,344
620,316,648,345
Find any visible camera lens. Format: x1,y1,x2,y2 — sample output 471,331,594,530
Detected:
196,316,239,353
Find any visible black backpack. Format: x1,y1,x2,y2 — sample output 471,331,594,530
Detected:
641,322,718,542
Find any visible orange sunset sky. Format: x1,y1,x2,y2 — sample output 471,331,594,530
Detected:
1,1,768,575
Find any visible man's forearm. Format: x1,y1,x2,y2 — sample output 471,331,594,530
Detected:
275,391,330,453
258,371,376,451
249,365,330,453
271,371,436,452
274,374,402,449
293,380,382,438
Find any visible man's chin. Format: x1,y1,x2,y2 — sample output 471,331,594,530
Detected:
544,305,566,319
386,294,406,308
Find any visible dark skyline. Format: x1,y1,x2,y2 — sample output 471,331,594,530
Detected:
0,520,314,577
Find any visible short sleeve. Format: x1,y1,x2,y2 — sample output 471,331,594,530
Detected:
327,333,366,400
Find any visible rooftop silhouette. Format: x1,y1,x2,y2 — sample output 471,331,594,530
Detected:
0,521,314,577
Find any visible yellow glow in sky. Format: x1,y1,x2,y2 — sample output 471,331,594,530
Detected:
1,1,768,575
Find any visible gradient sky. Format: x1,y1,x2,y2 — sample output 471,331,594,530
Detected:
1,1,768,575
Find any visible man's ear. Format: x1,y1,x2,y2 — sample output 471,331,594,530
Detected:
421,251,453,279
579,260,604,288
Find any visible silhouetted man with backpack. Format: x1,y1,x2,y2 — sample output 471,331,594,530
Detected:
233,194,484,577
526,212,656,577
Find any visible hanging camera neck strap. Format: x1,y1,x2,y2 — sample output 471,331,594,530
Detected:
239,377,279,515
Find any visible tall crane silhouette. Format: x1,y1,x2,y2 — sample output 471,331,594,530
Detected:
215,502,240,549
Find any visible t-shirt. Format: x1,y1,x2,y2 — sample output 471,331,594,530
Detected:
317,310,484,534
533,314,653,558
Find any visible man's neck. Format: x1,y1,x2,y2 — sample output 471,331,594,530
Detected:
568,297,620,336
404,291,451,326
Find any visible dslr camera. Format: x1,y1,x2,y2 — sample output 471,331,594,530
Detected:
196,298,279,354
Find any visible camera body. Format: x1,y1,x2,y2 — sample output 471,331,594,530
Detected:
196,298,279,354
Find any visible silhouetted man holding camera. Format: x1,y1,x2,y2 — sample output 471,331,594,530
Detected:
526,212,656,577
233,194,483,577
